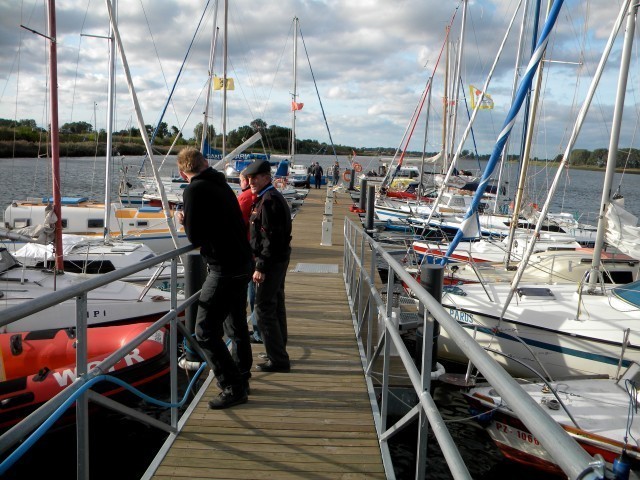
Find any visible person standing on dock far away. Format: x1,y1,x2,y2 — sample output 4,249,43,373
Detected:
237,172,261,344
243,159,293,373
176,147,253,409
332,160,340,186
312,161,323,189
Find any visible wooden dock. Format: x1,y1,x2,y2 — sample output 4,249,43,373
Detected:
149,186,387,479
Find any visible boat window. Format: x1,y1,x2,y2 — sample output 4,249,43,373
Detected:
516,287,554,298
586,270,634,285
87,219,104,228
137,221,149,227
61,219,68,228
12,218,30,228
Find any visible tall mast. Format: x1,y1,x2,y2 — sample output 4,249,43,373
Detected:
587,0,638,292
103,0,116,243
222,0,228,158
200,0,220,155
47,0,63,272
291,17,299,163
441,28,449,173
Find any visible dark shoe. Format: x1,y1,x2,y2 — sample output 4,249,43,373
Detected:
208,386,248,409
249,336,262,344
217,380,251,395
256,360,290,373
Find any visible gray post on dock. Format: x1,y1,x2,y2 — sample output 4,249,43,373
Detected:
418,263,443,373
365,184,375,232
348,168,356,190
359,177,368,211
184,253,206,361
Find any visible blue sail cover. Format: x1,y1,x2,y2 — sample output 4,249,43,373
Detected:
441,0,565,265
612,281,640,308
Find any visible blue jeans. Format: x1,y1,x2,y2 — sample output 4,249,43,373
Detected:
195,269,252,388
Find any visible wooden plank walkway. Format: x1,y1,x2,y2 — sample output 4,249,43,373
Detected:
150,186,387,479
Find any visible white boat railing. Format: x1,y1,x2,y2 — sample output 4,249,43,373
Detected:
0,244,209,479
342,216,604,480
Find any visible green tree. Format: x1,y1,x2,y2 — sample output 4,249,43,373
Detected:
61,121,93,134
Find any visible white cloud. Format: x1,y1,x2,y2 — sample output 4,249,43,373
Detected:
0,0,636,155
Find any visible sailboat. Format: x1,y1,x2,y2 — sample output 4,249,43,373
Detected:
2,11,185,287
0,1,174,429
463,362,640,475
423,0,640,380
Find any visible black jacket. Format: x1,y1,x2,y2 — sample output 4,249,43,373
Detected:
182,167,252,275
249,184,292,273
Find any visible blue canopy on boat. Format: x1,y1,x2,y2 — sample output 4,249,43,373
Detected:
612,281,640,308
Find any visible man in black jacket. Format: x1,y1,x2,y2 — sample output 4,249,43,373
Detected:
243,159,292,372
177,147,253,408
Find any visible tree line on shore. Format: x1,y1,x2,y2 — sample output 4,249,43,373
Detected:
1,117,639,169
0,117,369,158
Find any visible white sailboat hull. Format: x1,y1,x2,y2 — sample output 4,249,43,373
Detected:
433,281,640,379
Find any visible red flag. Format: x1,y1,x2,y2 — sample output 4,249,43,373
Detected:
291,101,304,111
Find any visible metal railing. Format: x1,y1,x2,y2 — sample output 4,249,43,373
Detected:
342,216,603,480
0,244,213,479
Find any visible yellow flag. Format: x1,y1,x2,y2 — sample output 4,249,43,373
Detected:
213,77,235,90
469,85,494,110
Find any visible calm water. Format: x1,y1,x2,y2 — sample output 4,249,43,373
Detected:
0,154,637,479
1,154,638,220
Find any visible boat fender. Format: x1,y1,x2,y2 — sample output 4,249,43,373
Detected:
9,335,22,356
613,451,631,480
32,367,51,383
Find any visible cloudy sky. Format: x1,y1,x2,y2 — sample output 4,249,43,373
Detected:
0,0,637,156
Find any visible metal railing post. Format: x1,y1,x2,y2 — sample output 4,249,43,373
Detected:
76,292,89,480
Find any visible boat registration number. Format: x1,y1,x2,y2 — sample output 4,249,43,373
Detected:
494,421,541,446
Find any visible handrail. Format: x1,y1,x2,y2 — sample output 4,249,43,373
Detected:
1,244,195,326
342,216,603,480
0,244,202,479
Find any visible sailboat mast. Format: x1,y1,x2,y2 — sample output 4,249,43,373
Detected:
291,17,299,163
103,0,117,243
441,29,449,173
222,0,228,158
587,0,638,292
47,0,63,272
200,0,220,155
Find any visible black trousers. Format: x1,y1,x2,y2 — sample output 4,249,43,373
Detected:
255,259,290,367
195,269,252,388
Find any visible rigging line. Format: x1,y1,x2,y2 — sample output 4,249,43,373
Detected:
457,75,481,171
442,0,566,268
226,5,267,119
299,26,338,161
227,56,258,124
381,2,462,190
137,0,213,174
261,21,294,130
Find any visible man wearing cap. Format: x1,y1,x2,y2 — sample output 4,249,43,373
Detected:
243,159,292,372
176,147,253,408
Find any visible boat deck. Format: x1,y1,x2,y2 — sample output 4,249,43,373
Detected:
148,185,387,479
